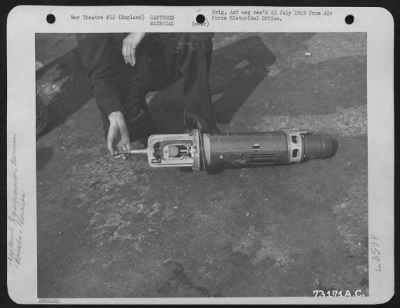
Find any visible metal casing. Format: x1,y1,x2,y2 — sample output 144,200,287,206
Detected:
204,131,290,170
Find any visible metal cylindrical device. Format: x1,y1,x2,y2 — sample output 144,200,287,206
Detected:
198,131,338,171
128,129,338,172
203,132,290,170
199,131,338,171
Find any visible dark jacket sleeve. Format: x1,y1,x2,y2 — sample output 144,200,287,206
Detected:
76,33,123,118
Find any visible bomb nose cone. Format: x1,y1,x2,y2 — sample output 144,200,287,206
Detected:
303,134,338,160
320,135,338,158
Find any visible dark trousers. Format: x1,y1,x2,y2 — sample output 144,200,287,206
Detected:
76,33,215,139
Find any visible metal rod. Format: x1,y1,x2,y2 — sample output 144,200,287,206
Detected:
112,149,149,157
127,149,149,155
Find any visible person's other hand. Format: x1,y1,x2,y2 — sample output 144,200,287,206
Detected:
107,111,131,159
122,32,145,66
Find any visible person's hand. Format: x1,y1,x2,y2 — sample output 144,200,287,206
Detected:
107,111,130,159
122,32,145,66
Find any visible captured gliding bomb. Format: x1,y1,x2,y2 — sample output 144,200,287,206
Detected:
125,129,338,172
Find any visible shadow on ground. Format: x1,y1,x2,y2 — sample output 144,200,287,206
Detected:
148,35,276,133
36,48,92,139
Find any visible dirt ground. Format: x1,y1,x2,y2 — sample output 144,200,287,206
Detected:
36,33,368,297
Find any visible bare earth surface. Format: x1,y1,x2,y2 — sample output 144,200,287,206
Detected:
36,33,368,297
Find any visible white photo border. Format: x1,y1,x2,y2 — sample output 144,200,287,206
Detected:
7,5,394,305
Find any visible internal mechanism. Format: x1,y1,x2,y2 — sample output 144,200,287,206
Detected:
146,133,197,168
153,141,193,161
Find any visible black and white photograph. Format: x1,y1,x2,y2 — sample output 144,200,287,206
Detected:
35,31,368,298
7,6,394,305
